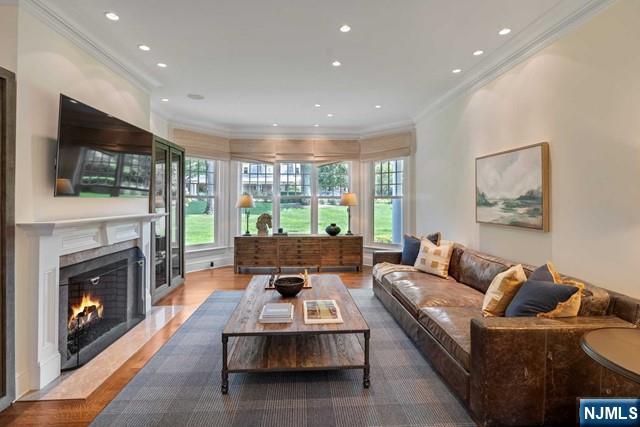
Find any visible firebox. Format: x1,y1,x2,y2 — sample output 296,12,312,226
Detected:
58,247,145,370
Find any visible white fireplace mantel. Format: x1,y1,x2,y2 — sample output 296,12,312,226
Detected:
15,213,164,395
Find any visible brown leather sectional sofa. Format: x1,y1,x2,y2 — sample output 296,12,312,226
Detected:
373,245,640,426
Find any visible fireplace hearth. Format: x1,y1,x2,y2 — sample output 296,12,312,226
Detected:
59,247,145,371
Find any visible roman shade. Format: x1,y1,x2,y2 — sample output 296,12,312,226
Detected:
171,128,413,163
230,139,360,163
360,132,414,161
172,128,230,160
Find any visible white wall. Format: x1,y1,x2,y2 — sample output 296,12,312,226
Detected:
13,7,151,398
150,110,170,140
14,9,150,223
414,0,640,298
0,4,18,72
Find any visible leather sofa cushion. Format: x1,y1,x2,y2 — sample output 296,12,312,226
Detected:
382,271,429,293
391,276,484,318
456,249,513,294
418,307,481,371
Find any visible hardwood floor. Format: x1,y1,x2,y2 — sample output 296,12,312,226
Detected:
0,266,372,426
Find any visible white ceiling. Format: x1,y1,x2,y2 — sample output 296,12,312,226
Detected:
37,0,606,136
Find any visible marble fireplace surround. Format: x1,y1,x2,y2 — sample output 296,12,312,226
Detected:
16,213,165,395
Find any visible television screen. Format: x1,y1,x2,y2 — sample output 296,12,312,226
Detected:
55,95,153,198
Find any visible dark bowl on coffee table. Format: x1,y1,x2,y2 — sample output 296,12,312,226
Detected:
274,276,304,297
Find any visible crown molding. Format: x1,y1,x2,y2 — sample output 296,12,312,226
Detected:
412,0,616,123
359,120,415,139
164,114,233,139
21,0,161,93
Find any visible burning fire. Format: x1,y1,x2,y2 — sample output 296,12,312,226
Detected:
68,293,104,330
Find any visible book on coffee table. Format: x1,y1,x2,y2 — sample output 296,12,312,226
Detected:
259,303,294,323
303,300,343,324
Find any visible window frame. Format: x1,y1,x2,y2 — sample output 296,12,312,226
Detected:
277,162,314,235
237,161,353,236
317,162,351,234
239,161,275,235
184,157,219,249
371,158,405,247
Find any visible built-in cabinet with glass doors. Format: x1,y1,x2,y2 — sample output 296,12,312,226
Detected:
151,136,185,302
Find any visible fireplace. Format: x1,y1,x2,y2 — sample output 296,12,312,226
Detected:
58,247,145,370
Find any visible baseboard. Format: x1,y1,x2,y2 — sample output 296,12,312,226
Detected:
15,370,29,400
186,256,233,273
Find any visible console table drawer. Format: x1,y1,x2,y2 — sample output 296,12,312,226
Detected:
234,235,363,272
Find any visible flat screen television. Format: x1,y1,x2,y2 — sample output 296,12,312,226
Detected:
55,94,153,198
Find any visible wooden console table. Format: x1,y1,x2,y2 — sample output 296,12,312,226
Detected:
234,235,363,273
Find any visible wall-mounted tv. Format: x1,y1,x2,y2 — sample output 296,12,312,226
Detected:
55,95,153,198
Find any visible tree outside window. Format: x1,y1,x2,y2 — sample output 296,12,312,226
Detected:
185,158,216,246
374,159,404,244
318,162,349,232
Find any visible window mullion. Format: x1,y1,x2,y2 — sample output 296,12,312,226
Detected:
311,164,318,234
273,162,280,231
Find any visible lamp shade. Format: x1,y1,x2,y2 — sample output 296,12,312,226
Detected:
56,178,74,195
340,192,358,207
235,193,255,209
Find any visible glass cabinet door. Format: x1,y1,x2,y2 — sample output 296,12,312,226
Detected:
153,146,169,291
170,150,184,284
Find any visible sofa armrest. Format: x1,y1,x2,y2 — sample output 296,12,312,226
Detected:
469,316,637,426
372,250,402,266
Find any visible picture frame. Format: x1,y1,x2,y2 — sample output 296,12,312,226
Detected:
475,142,549,231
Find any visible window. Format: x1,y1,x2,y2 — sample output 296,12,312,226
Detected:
279,162,312,234
241,162,274,229
318,162,349,232
185,158,216,246
373,159,404,244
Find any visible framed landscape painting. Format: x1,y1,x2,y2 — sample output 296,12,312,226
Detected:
476,142,549,231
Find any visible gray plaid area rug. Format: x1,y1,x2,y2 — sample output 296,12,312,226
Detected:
92,289,475,427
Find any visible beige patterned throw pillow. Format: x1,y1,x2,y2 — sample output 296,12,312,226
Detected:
413,238,454,278
482,264,527,317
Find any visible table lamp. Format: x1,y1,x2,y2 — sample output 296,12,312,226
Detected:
340,192,358,235
236,194,255,236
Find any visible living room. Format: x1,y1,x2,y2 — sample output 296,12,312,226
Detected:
0,0,638,426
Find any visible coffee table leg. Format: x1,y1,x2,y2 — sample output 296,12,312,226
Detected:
363,330,370,388
221,335,229,394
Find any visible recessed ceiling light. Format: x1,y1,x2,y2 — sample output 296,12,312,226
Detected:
104,12,119,21
314,103,321,108
498,28,512,35
340,24,351,33
452,68,462,74
187,93,205,100
332,60,342,67
327,113,334,117
272,123,278,127
157,62,167,68
375,105,382,109
473,50,484,56
314,124,320,127
138,44,151,51
161,98,169,102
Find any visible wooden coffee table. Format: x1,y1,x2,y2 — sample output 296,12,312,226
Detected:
221,274,370,394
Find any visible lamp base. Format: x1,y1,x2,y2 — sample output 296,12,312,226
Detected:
243,231,251,236
346,231,354,235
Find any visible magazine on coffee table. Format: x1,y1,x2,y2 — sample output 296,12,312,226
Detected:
303,300,343,324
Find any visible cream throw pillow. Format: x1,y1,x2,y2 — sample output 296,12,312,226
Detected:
482,264,527,317
413,238,453,278
540,261,584,318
